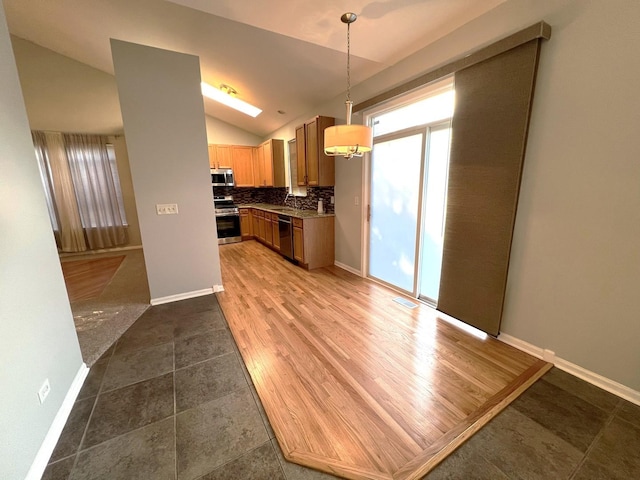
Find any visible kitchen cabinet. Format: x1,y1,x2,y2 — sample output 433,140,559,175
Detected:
264,212,273,246
254,139,285,187
239,208,252,239
293,218,304,263
232,146,254,187
257,210,266,242
292,216,334,269
251,209,260,238
296,116,335,187
208,144,233,169
271,214,280,250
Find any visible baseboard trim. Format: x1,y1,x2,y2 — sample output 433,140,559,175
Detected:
213,284,224,293
498,333,640,406
150,288,214,306
26,362,89,480
334,261,362,277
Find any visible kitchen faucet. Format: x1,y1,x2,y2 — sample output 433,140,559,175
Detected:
284,192,298,210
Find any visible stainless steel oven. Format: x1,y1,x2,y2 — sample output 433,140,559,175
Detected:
214,196,241,244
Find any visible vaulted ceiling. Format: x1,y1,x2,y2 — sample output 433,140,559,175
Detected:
3,0,505,137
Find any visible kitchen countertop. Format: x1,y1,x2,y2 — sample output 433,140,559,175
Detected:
238,203,335,219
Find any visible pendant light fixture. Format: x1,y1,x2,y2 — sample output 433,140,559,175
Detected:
324,12,373,159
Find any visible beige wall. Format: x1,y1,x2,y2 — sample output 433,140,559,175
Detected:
112,39,222,301
11,35,123,134
205,114,261,145
272,0,640,392
0,3,84,478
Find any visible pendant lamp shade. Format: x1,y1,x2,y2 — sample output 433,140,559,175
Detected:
324,13,373,159
324,123,372,157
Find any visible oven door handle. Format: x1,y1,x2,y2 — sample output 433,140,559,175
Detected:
215,211,240,217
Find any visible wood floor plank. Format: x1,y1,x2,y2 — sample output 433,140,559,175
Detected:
217,241,549,479
60,255,125,302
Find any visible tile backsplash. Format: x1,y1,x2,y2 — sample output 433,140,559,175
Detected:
213,186,335,213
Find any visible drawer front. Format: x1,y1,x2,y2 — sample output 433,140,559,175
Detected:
293,218,303,228
271,213,279,221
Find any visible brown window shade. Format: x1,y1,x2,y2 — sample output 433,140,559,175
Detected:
437,39,542,336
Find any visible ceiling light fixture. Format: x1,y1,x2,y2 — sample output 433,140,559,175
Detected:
201,82,262,118
324,12,373,160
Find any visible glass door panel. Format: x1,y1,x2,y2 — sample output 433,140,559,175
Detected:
368,132,424,293
419,125,451,302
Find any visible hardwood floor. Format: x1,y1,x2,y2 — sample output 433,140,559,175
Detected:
217,241,551,480
60,255,125,302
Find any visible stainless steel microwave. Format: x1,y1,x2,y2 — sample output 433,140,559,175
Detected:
211,168,234,187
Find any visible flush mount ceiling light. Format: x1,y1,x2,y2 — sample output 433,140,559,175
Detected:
201,82,262,118
324,12,373,160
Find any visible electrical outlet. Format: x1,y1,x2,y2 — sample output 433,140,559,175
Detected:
156,203,179,215
330,196,335,205
38,379,51,404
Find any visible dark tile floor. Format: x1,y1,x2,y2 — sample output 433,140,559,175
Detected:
43,295,640,480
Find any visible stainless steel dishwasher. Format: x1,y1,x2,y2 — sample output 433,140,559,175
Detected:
278,215,294,260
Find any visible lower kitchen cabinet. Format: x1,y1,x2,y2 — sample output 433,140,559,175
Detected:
243,206,334,269
239,208,252,239
257,210,266,242
293,219,304,263
271,214,280,250
264,213,273,246
292,216,334,269
251,209,260,239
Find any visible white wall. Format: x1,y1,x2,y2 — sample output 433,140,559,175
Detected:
111,39,222,301
272,0,640,392
0,2,85,478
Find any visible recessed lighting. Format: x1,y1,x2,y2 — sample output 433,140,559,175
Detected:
201,82,262,118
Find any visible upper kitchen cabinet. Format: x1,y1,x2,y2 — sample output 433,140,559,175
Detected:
208,144,233,169
231,146,254,187
254,139,285,187
296,116,335,187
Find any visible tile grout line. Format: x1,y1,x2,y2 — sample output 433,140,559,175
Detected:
567,399,623,479
67,340,117,476
173,337,178,480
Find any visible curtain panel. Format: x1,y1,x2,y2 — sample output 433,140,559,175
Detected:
32,131,128,253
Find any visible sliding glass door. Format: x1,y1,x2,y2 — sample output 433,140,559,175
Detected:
367,122,451,301
418,124,451,303
368,130,424,293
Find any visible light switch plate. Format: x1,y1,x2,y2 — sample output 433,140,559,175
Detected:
156,203,179,215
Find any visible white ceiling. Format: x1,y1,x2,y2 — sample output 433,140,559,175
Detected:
3,0,506,137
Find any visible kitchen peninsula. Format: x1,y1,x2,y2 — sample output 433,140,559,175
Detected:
237,204,334,270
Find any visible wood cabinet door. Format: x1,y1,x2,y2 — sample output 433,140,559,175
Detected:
295,125,307,185
255,144,266,187
208,145,217,169
272,218,280,250
232,146,254,187
293,226,304,262
264,216,273,245
258,216,266,241
216,145,233,169
252,209,260,237
305,119,319,186
239,210,251,238
262,141,274,187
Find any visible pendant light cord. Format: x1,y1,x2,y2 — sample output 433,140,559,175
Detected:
346,20,351,103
